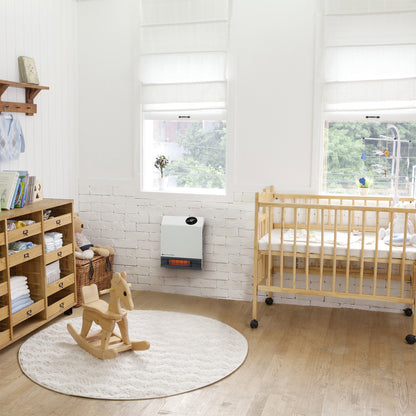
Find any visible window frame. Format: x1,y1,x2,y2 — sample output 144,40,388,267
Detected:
141,113,228,195
316,1,416,196
320,114,416,197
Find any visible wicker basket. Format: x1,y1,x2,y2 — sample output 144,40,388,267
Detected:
75,254,113,307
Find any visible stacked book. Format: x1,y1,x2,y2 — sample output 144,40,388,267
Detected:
0,170,37,210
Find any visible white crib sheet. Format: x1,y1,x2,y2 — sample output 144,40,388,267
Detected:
258,229,416,260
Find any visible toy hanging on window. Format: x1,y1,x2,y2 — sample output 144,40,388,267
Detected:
375,148,389,157
372,163,385,175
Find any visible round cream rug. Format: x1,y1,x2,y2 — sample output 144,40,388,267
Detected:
18,310,248,400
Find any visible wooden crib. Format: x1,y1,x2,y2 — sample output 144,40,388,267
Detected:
252,186,416,344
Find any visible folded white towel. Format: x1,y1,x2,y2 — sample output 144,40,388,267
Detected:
10,282,28,291
10,278,28,285
10,275,28,284
11,296,34,314
11,293,32,307
11,287,30,301
45,232,63,241
10,276,28,290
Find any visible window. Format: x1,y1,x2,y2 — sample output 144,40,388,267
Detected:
143,118,226,191
323,121,416,196
139,0,229,194
321,0,416,196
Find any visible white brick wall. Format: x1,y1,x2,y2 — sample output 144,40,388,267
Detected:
78,182,411,314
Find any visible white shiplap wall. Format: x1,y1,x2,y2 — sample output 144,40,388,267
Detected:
0,0,78,200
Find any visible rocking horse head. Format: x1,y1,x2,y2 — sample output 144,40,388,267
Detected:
110,271,134,311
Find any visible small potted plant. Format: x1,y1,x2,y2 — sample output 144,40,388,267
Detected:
356,175,372,196
154,155,169,190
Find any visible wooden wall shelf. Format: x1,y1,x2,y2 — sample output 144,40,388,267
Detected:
0,80,49,116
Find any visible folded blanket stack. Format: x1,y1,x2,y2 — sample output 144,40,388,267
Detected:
44,232,63,253
8,241,35,255
10,275,34,314
46,261,61,285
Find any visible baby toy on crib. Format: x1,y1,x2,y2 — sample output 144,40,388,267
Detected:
379,204,416,246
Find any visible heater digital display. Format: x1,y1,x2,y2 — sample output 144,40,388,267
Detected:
168,259,191,267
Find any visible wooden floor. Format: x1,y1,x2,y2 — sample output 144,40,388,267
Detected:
1,291,416,416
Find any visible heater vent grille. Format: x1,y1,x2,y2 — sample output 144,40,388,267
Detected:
161,257,202,270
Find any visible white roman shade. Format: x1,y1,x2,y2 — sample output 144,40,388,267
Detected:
323,0,416,119
139,0,229,120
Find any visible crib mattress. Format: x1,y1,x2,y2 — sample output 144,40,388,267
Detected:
258,229,416,260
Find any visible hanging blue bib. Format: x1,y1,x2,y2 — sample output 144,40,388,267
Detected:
0,113,25,161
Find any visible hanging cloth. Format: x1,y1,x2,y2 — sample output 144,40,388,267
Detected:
0,113,25,161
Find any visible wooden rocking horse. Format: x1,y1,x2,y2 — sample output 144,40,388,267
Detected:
67,271,150,359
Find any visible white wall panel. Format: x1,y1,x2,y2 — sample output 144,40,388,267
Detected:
230,0,317,192
77,0,136,180
0,0,78,201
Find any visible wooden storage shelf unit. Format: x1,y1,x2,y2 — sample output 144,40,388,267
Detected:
0,199,76,350
0,79,49,116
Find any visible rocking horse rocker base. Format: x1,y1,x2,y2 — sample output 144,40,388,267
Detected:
67,272,150,360
67,323,150,360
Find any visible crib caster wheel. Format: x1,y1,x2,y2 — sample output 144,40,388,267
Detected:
406,334,416,344
404,308,413,317
265,297,274,305
250,319,258,329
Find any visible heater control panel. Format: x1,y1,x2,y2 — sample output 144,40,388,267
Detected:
185,216,198,225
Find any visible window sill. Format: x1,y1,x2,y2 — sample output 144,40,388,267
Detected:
142,186,226,196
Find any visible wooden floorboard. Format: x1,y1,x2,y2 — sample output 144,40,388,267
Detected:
1,290,416,416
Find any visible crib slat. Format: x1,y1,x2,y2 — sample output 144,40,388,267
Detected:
253,192,260,322
332,209,337,292
345,210,352,294
352,199,355,230
280,207,284,289
387,211,394,296
268,207,273,289
412,266,416,335
401,212,408,298
320,209,324,291
305,208,310,290
293,207,297,289
372,211,380,297
359,210,366,295
328,199,331,226
269,202,275,299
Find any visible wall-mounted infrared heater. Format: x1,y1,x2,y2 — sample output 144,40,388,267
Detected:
161,216,204,269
